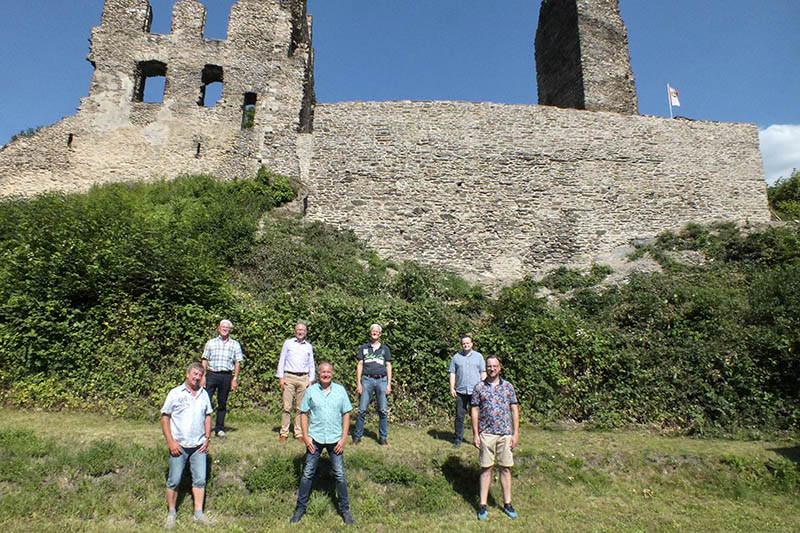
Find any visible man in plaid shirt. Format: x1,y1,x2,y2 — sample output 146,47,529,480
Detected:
201,319,243,438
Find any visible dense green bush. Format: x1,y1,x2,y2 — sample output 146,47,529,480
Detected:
1,169,799,436
768,170,800,220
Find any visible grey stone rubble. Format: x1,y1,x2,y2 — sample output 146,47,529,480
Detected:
0,0,770,287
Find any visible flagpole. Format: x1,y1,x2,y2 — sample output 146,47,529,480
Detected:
667,83,673,119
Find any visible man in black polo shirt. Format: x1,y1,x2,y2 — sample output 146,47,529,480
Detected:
352,323,393,445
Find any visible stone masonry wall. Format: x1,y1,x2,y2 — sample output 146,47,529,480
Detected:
308,101,768,285
0,0,312,197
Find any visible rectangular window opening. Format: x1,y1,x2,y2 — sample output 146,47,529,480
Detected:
67,133,74,148
195,142,202,158
134,60,167,103
241,92,257,129
199,65,224,107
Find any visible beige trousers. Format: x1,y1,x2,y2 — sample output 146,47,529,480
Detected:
281,373,309,438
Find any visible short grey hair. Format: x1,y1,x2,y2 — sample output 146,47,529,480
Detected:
369,323,382,333
219,319,233,329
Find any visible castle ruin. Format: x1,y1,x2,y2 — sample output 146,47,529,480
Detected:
0,0,769,285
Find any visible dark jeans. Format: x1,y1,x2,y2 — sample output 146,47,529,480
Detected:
205,371,232,433
454,392,473,443
295,440,350,513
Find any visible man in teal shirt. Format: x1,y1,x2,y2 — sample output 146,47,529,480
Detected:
290,362,354,525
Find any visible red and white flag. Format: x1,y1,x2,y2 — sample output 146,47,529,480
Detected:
668,85,680,107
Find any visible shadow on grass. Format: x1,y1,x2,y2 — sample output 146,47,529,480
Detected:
350,427,379,444
769,445,800,464
427,429,453,443
441,454,492,510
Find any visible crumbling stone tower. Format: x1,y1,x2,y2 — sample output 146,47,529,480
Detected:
0,0,313,192
535,0,638,114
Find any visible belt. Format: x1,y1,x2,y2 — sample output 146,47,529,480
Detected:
364,374,386,379
209,370,232,374
286,371,308,376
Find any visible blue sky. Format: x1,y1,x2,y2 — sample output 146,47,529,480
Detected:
1,0,798,183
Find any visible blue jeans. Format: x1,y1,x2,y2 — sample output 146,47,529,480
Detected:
354,376,388,440
166,446,207,489
295,440,350,512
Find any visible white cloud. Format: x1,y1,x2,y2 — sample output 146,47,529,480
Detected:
759,124,800,184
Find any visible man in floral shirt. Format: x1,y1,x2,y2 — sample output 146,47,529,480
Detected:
470,356,520,521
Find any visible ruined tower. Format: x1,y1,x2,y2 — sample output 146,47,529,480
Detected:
0,0,313,193
535,0,638,114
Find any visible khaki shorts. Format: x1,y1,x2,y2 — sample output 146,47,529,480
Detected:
479,433,514,468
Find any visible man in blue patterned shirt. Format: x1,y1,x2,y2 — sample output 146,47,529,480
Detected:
290,362,354,525
201,319,243,439
471,356,520,521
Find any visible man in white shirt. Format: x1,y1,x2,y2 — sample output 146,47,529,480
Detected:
161,362,214,529
276,322,316,441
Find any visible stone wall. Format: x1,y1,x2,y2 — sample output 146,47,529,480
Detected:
0,0,312,197
308,101,768,285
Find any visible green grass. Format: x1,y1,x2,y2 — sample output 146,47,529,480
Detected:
1,408,799,532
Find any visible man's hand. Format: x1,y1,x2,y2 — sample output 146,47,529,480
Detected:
279,378,286,390
168,439,183,456
334,436,347,455
473,434,481,450
304,436,316,455
356,382,363,395
510,433,519,450
450,388,457,399
199,438,210,454
385,383,392,396
230,378,238,391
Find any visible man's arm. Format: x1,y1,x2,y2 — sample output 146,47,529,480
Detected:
480,371,487,381
335,412,350,454
385,362,392,396
198,414,211,453
201,359,208,388
277,340,288,390
300,412,315,454
161,414,183,456
471,406,481,449
356,360,364,395
231,360,240,391
307,346,316,384
510,403,520,449
449,372,457,398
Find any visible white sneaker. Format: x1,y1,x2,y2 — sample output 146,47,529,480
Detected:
194,512,215,526
165,513,177,529
216,430,226,439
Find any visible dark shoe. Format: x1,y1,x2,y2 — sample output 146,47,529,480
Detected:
503,504,519,519
289,508,305,524
341,510,354,525
379,439,389,446
452,440,461,448
352,437,361,445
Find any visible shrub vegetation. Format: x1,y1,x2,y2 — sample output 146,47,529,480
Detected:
1,169,799,436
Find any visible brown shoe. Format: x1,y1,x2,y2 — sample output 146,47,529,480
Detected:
379,439,389,446
279,435,288,442
352,437,361,445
